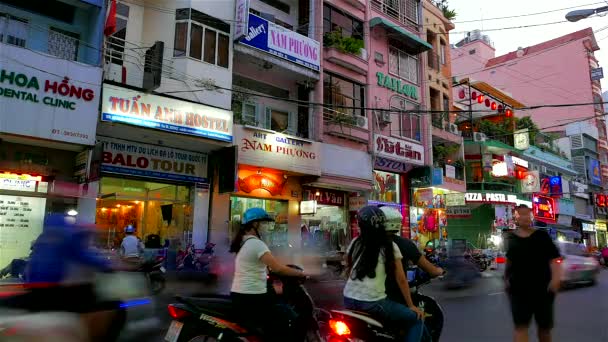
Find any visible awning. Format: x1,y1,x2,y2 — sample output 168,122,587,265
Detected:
302,175,372,192
369,17,433,53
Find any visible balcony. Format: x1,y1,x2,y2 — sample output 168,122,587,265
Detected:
323,111,370,144
432,121,463,145
324,46,368,76
602,165,608,178
427,51,440,72
466,181,515,193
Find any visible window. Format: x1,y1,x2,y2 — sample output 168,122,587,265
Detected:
48,28,79,61
242,103,257,124
389,45,418,84
371,0,419,25
270,109,289,132
323,4,363,40
106,3,129,65
440,41,446,65
391,96,421,141
173,9,230,68
0,15,27,47
250,8,293,30
259,0,291,14
323,72,365,117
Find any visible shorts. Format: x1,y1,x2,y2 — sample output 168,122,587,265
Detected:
509,291,555,329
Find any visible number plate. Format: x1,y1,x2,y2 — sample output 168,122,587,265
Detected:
164,321,184,342
160,266,166,273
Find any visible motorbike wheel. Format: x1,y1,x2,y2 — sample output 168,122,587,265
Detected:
148,274,166,295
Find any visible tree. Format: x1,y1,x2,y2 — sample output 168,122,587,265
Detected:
515,116,540,143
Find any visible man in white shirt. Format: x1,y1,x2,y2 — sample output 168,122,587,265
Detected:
120,225,144,259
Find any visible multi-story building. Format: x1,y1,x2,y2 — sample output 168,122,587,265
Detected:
0,0,105,269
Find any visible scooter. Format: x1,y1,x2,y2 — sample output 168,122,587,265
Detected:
323,267,445,342
139,255,166,295
163,265,324,342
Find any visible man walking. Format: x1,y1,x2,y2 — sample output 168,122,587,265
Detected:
505,204,561,342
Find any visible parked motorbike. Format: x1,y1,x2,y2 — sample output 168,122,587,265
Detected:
323,267,444,342
139,255,166,295
176,243,217,282
164,265,324,342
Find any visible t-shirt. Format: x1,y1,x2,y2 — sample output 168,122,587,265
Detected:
231,236,271,294
121,235,144,257
505,229,560,294
386,236,422,300
343,237,403,302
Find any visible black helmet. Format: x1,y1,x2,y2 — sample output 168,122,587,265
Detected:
357,205,387,234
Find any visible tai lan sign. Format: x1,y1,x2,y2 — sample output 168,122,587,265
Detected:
376,72,419,101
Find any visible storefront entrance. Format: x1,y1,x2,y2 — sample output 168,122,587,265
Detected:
229,196,289,249
96,177,192,249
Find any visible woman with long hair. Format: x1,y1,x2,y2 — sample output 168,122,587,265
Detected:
230,208,310,341
343,205,424,342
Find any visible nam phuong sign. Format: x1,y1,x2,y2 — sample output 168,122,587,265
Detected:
99,137,208,183
0,43,101,145
101,85,233,142
465,192,518,205
235,125,321,175
374,134,424,167
239,13,320,71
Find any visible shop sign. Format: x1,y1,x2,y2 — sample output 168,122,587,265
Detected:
557,214,573,226
465,192,517,204
349,196,367,212
101,84,233,142
445,165,455,179
588,158,602,186
303,188,345,206
539,176,562,197
595,221,607,231
99,137,208,183
595,193,606,207
375,72,419,101
374,156,413,173
0,173,41,192
511,156,529,168
432,168,443,186
0,44,101,145
446,206,471,218
299,200,317,215
374,134,424,166
234,0,250,40
533,195,556,221
445,193,466,207
514,129,530,150
238,172,286,196
413,188,434,207
521,171,540,193
582,222,596,232
236,126,320,175
571,181,589,199
239,13,320,71
591,67,604,81
0,195,46,269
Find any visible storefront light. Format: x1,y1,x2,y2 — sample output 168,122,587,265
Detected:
66,209,78,216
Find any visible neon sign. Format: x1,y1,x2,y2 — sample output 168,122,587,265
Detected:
533,195,556,221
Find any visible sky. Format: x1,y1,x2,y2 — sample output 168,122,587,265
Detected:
448,0,608,90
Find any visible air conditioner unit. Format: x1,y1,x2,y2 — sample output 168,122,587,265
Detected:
380,111,392,124
448,123,461,135
355,116,368,129
473,132,487,142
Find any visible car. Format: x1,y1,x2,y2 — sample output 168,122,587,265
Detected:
556,242,600,287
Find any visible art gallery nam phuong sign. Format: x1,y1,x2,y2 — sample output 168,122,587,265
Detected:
101,85,233,142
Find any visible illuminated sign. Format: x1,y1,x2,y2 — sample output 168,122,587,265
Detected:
582,223,595,232
511,156,529,168
0,173,42,192
491,162,508,177
533,195,556,221
299,200,317,215
465,192,518,204
595,193,606,207
237,172,286,196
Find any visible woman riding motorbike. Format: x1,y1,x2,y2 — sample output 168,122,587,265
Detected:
229,207,311,341
343,205,424,342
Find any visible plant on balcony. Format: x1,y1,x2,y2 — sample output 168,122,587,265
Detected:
515,116,539,143
433,0,457,20
323,30,364,55
433,144,459,166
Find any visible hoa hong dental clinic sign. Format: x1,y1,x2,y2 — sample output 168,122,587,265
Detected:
235,126,321,175
99,137,208,183
465,192,518,204
0,43,101,145
374,134,424,171
376,72,419,101
101,85,233,142
239,13,320,71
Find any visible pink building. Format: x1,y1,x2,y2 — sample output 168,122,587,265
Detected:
452,28,608,188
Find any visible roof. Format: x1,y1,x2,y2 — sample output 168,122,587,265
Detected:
485,28,598,68
455,78,526,108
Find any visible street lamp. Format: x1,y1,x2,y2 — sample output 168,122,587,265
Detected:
565,6,608,22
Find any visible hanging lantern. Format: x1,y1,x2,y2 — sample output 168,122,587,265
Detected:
477,94,484,103
458,89,466,99
485,99,491,107
491,102,497,110
505,109,513,117
471,91,477,100
497,104,504,113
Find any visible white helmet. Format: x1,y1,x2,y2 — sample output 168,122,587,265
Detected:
379,206,403,233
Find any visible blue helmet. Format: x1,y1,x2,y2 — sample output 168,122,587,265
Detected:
242,208,274,225
125,225,135,233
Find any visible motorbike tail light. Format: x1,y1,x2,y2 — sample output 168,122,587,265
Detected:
329,319,351,336
556,257,564,264
168,305,191,320
495,256,506,264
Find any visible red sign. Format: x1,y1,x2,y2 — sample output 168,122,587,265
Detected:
238,174,286,196
595,193,606,207
374,134,424,166
303,188,345,206
533,195,556,221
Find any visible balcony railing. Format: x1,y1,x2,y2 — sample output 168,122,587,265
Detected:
427,51,440,71
371,0,418,26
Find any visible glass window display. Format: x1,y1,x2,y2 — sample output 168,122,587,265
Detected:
301,205,349,253
229,196,289,249
371,170,400,203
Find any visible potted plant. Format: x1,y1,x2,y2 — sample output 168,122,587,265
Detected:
323,29,364,55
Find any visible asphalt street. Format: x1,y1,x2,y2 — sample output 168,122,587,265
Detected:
119,269,608,341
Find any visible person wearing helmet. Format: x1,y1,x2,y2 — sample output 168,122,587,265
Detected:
343,205,424,342
230,207,311,341
379,206,444,305
120,225,144,260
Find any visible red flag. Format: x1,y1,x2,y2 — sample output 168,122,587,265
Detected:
104,0,117,36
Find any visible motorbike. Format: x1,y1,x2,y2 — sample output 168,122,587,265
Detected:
163,265,324,342
139,255,166,295
176,243,217,282
323,267,444,342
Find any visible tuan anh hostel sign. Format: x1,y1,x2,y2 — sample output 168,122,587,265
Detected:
0,43,101,145
235,126,321,176
101,85,233,142
99,137,208,183
374,134,424,171
239,13,320,71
